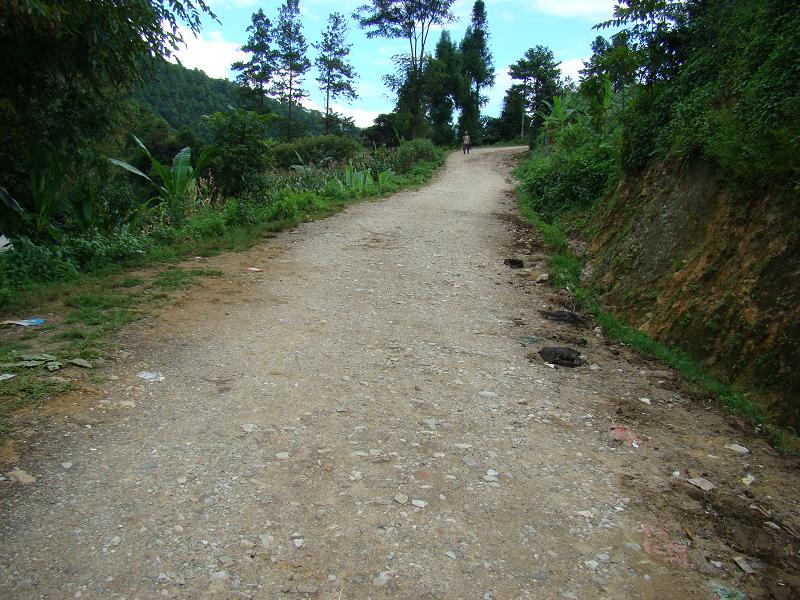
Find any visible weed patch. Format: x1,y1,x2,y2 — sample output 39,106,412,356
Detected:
152,267,223,291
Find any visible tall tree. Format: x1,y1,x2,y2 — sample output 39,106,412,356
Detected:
579,33,640,94
425,32,464,145
509,46,561,139
459,0,494,142
232,9,276,101
355,0,456,138
498,85,529,141
272,0,311,141
595,0,692,84
314,13,358,135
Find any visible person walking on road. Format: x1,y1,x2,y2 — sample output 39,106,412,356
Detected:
462,131,471,154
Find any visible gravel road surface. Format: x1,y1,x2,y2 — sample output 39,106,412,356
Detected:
2,148,798,599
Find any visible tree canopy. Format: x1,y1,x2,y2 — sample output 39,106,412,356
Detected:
509,46,561,138
355,0,456,137
0,0,216,198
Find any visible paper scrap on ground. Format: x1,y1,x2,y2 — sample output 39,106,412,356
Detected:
137,371,165,382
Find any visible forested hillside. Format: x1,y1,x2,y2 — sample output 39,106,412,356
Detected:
133,60,328,136
132,61,240,130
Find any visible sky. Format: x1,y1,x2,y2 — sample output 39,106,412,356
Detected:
173,0,620,127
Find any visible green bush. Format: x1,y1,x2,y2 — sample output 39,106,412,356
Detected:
0,237,79,289
182,210,227,240
521,143,616,221
393,139,441,174
273,135,364,170
61,230,148,268
208,110,275,198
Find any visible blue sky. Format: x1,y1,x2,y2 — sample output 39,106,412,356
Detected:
173,1,619,126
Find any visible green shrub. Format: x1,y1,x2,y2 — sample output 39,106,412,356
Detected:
182,210,226,240
207,110,275,197
0,237,79,290
521,143,616,221
393,139,441,174
263,193,301,221
62,230,148,269
273,135,364,170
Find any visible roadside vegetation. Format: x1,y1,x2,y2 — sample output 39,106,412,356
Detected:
0,136,443,434
513,0,799,451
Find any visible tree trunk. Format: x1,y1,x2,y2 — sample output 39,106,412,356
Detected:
474,83,480,143
325,75,331,135
287,69,295,142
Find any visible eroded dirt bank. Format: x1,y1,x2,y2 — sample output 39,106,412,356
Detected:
1,148,798,599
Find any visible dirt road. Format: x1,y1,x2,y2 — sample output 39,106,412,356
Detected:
1,148,798,599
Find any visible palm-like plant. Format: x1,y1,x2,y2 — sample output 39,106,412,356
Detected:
1,172,89,240
110,136,217,225
541,96,577,139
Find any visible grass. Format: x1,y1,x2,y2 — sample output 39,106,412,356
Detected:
0,373,70,435
152,267,223,291
516,184,796,453
0,266,226,433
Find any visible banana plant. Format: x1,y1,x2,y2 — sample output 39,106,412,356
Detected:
541,96,578,140
340,163,371,192
0,173,86,239
110,136,217,225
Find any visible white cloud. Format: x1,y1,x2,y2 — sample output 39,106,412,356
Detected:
171,26,246,79
300,98,379,128
333,104,382,128
208,0,257,8
558,57,586,81
529,0,617,20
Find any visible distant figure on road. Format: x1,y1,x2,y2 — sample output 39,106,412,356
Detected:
462,131,471,154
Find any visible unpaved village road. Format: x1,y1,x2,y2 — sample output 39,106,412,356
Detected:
2,148,799,599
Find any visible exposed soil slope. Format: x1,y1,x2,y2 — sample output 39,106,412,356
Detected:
587,160,800,427
1,148,798,599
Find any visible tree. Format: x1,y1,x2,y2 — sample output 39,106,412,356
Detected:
0,0,215,208
271,0,311,141
425,32,464,145
498,85,529,141
580,33,640,94
459,0,494,142
355,0,457,138
509,46,561,139
595,0,692,84
232,9,276,101
314,13,358,135
362,113,403,147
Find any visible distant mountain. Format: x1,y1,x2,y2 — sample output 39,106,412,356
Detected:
132,60,326,137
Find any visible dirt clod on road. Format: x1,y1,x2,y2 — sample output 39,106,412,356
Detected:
1,148,798,599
